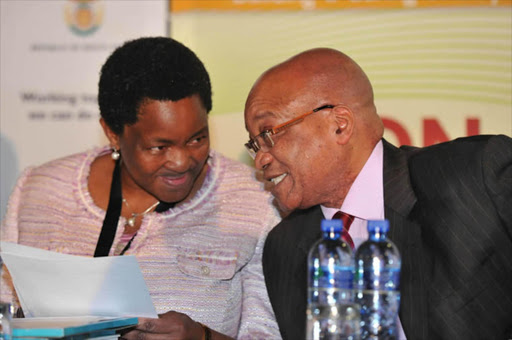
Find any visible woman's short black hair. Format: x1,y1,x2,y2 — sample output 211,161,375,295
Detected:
98,37,212,135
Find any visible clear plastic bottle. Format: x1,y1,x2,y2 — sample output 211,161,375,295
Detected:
354,220,401,340
306,219,360,340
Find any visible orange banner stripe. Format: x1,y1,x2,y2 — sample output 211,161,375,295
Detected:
171,0,512,12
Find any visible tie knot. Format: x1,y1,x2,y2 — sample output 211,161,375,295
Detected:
332,211,355,232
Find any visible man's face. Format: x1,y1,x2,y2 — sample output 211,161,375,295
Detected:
118,95,210,204
245,76,340,212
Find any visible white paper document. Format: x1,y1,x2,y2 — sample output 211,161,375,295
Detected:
0,241,158,318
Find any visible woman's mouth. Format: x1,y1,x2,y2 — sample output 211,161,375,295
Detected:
161,174,189,186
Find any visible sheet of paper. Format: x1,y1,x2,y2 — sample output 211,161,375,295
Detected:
0,241,157,318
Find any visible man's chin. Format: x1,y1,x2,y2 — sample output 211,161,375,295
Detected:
274,195,300,215
274,200,293,216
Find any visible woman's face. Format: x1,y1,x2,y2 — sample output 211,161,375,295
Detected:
116,95,210,203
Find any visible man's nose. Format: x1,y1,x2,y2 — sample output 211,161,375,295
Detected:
255,149,272,170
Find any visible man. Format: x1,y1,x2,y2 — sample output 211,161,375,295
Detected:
244,48,512,340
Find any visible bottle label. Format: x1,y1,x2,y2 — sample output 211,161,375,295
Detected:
312,265,354,289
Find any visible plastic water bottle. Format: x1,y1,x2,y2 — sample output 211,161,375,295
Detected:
306,219,360,340
354,220,401,340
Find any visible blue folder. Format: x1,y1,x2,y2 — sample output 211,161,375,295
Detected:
11,316,138,339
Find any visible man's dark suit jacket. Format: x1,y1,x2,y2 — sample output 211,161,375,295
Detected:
263,135,512,340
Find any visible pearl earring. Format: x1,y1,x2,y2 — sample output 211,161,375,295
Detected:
111,147,120,160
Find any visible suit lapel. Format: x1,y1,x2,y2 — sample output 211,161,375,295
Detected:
383,139,429,340
264,206,324,340
291,207,324,339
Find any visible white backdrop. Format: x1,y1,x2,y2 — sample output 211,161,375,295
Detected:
0,0,168,220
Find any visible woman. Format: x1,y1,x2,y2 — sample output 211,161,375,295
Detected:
1,37,282,339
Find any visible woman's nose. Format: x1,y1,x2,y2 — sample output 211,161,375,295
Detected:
164,147,190,172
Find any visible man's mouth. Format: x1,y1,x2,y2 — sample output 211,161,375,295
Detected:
270,173,287,186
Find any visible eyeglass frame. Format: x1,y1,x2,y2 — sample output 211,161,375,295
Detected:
244,104,335,159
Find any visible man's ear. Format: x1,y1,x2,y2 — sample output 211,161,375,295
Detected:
99,118,120,149
332,105,353,145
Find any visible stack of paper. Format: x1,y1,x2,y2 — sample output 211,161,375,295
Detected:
0,241,157,319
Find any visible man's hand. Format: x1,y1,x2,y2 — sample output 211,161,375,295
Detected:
120,311,204,340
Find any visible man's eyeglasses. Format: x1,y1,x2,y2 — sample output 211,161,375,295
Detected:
245,104,334,159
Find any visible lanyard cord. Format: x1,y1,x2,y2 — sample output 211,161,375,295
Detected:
93,158,174,257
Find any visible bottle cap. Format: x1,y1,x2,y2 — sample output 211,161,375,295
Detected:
321,218,343,232
367,219,390,233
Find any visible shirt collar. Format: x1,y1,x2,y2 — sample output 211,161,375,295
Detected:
321,140,384,220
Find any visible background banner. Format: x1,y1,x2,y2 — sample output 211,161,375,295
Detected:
169,1,512,163
1,0,511,219
0,0,168,219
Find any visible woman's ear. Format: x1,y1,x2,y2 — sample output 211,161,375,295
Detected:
333,105,353,145
99,118,120,148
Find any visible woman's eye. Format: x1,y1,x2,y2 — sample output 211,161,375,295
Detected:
149,146,165,152
189,135,207,145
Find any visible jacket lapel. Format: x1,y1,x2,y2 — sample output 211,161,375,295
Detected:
264,206,324,340
383,139,429,340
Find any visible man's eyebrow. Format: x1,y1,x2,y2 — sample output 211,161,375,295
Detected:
246,111,276,133
252,111,278,126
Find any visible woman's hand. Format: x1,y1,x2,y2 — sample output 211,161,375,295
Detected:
120,311,204,340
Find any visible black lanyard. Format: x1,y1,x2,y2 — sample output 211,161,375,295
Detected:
93,158,173,257
94,158,123,257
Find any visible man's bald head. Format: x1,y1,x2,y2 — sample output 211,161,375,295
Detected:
247,48,383,144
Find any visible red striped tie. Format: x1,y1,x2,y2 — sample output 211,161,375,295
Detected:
332,211,355,249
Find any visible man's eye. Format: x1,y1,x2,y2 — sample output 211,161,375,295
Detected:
260,126,273,134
